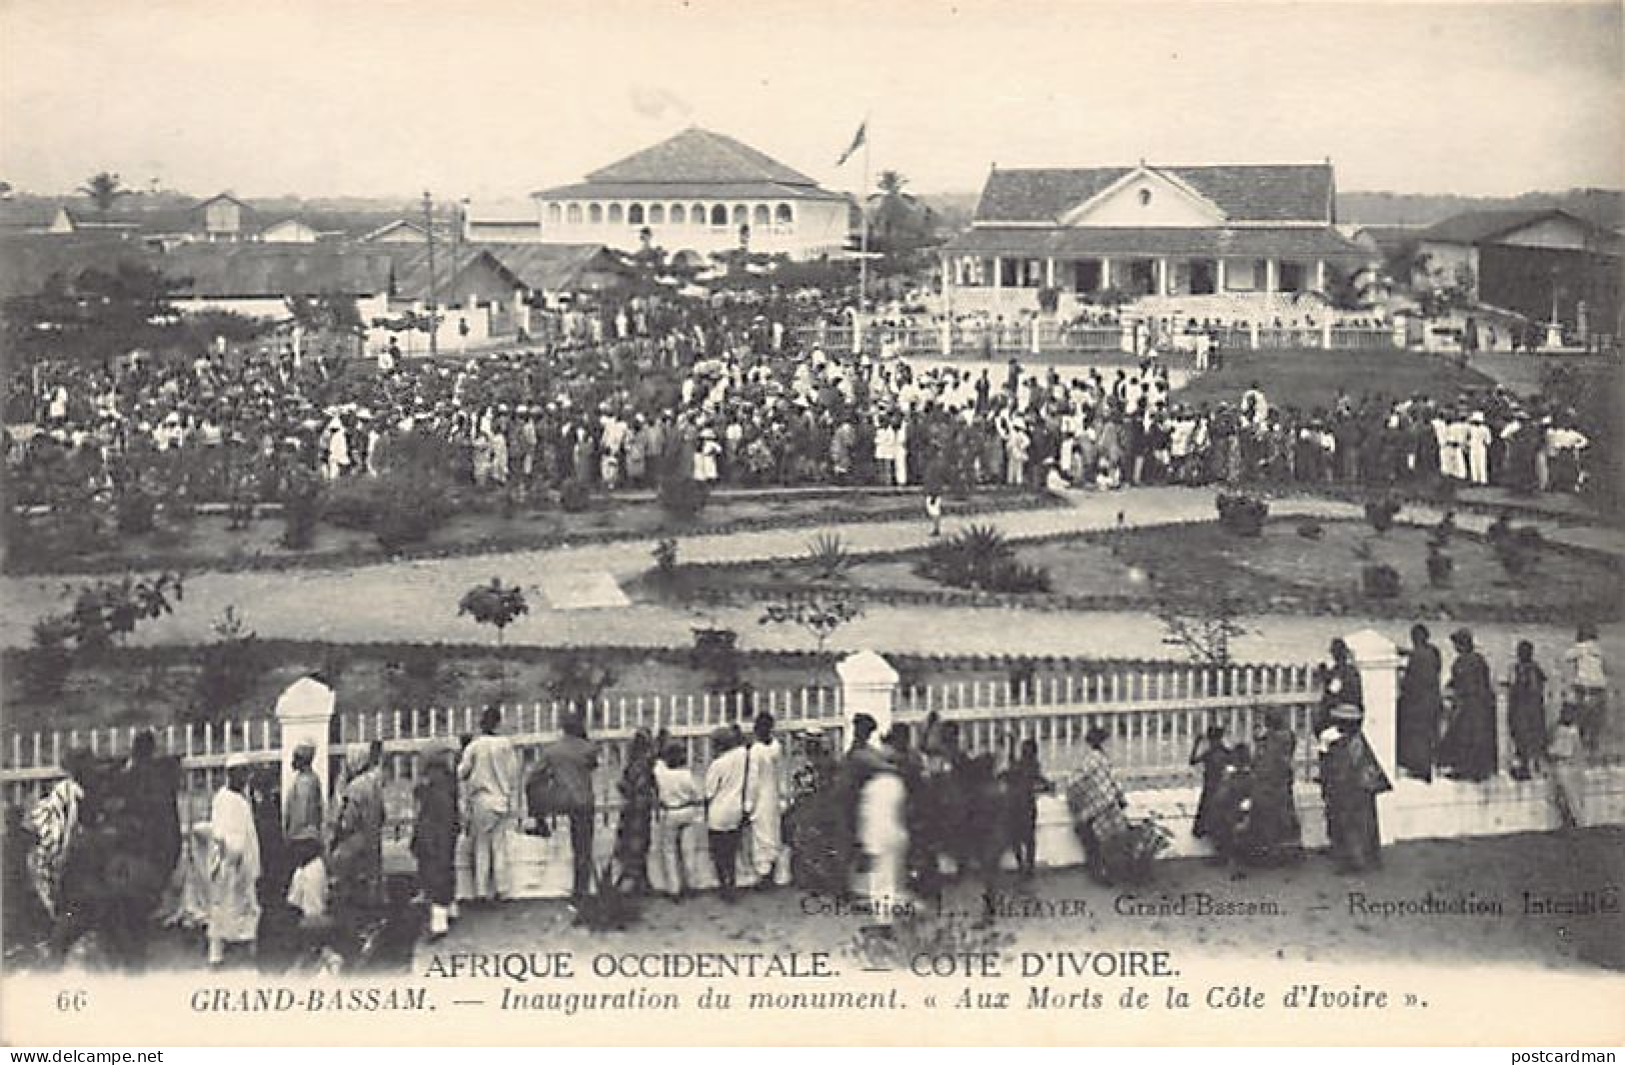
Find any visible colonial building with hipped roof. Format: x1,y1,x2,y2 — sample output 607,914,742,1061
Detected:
942,161,1376,319
531,127,851,261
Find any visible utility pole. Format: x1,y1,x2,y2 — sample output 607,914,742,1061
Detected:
423,190,439,359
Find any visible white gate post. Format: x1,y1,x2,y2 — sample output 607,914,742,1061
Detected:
940,318,953,356
1343,629,1401,842
837,650,899,745
275,675,336,804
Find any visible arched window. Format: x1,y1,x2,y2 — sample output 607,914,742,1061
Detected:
692,204,707,226
775,203,794,225
588,203,603,225
671,204,686,225
710,204,728,226
566,203,582,225
753,204,770,226
607,203,623,225
649,204,665,225
628,203,645,225
731,205,748,226
546,203,563,227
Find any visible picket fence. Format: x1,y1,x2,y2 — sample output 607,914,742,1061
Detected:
797,322,1395,358
0,661,1320,839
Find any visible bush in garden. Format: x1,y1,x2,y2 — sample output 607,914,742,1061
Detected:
22,618,74,700
759,591,864,652
916,523,1048,593
559,480,592,513
58,571,185,655
281,468,322,550
1361,563,1402,599
1363,496,1401,535
115,485,157,535
374,481,450,552
1426,546,1454,588
547,653,617,717
1215,492,1269,537
652,537,679,577
658,475,709,521
805,533,852,581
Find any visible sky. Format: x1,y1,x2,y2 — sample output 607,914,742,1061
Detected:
1,0,1620,209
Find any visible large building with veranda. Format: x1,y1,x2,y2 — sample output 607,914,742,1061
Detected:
530,127,852,263
941,161,1376,320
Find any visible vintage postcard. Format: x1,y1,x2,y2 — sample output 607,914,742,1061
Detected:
0,0,1620,1047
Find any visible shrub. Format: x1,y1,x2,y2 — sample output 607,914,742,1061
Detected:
658,475,709,521
1426,547,1454,588
559,480,592,513
806,533,852,581
652,537,679,576
281,469,322,550
1364,496,1401,534
193,606,267,724
374,482,450,552
22,618,74,700
458,578,529,649
1361,563,1402,599
990,561,1052,594
322,479,383,531
1215,492,1268,537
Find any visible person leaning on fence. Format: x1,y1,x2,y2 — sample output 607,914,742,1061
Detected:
704,726,750,902
653,741,704,899
460,706,521,903
534,711,599,902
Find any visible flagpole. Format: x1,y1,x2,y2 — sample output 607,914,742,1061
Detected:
859,114,870,315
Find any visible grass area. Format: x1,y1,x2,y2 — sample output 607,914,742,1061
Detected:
1177,347,1493,409
5,486,1047,576
640,516,1621,622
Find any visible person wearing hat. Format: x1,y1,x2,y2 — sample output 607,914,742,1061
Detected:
283,741,324,870
462,706,522,903
330,743,386,945
1317,703,1392,873
1316,638,1364,735
206,753,262,966
1441,628,1498,782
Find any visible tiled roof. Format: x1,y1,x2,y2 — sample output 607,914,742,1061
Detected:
975,164,1335,224
1419,208,1619,251
0,234,153,297
535,180,847,203
581,128,819,187
942,226,1371,259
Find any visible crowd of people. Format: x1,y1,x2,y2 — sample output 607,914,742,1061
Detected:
7,299,1595,527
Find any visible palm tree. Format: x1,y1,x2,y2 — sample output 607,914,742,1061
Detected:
78,171,130,214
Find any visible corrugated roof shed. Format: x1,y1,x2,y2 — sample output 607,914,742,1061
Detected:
160,244,398,297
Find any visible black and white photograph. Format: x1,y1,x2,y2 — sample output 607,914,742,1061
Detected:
0,0,1620,1047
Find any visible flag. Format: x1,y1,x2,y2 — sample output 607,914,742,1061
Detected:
835,121,867,167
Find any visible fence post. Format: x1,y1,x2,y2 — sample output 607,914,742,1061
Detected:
1250,321,1261,350
274,674,336,808
1343,629,1401,842
1030,317,1041,355
1321,319,1334,350
836,650,899,745
940,319,953,356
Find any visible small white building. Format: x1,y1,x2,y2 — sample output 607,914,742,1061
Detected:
531,127,851,261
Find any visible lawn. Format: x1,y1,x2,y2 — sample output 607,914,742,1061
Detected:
1177,347,1493,409
4,485,1049,576
639,517,1621,623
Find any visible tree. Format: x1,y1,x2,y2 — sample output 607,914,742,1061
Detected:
50,571,185,655
867,169,939,276
759,591,864,653
78,171,130,213
2,261,185,365
459,577,530,696
1155,594,1250,668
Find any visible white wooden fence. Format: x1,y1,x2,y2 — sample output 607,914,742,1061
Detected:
1,661,1319,838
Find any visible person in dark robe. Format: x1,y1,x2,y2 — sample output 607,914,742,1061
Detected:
612,729,657,895
1241,708,1302,865
1504,640,1549,781
1397,624,1444,782
1318,704,1392,873
411,745,460,940
1316,637,1364,734
1188,723,1232,840
1441,628,1498,782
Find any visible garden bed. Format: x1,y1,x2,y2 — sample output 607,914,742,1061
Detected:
631,517,1622,624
